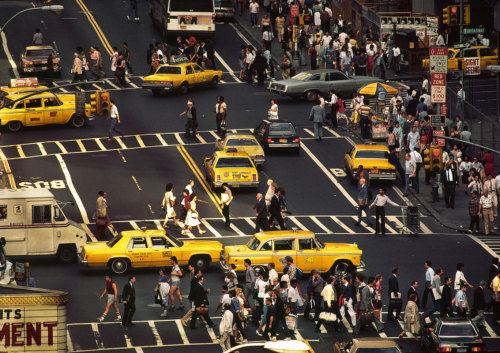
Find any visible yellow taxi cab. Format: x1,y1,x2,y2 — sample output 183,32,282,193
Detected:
0,78,48,102
220,230,365,275
422,46,498,79
344,143,396,183
204,150,259,189
78,229,223,274
0,91,92,132
215,133,265,166
334,338,403,353
142,62,223,95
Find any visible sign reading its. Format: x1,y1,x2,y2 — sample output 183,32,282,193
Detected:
464,57,480,76
429,47,448,104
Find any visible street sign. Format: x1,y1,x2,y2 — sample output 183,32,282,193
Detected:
290,4,299,17
464,57,480,76
441,103,447,116
429,47,447,104
463,28,485,34
453,43,471,49
430,115,445,127
433,129,446,147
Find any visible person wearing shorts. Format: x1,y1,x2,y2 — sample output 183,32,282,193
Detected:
169,256,185,310
98,274,122,322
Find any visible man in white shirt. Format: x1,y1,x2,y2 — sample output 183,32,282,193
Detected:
219,303,233,351
392,44,401,75
421,89,431,106
479,189,495,235
322,32,332,47
107,100,124,141
369,187,401,234
404,153,418,196
422,261,435,308
456,83,465,119
249,0,260,28
268,263,278,285
410,147,423,190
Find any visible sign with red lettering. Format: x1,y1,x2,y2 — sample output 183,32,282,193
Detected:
464,57,480,76
290,4,299,17
433,129,445,147
441,103,447,116
429,47,447,104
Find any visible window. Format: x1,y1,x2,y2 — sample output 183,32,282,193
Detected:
463,49,478,58
479,48,493,57
354,150,389,159
0,206,7,219
26,49,54,57
439,323,477,338
273,239,294,251
107,234,122,248
215,157,253,168
226,138,259,146
32,205,51,223
53,206,66,222
151,236,169,248
44,98,61,107
193,64,204,72
157,66,181,74
299,238,317,250
269,123,296,136
14,101,24,109
305,73,321,81
128,237,148,249
185,66,194,74
25,99,42,109
247,236,261,250
169,0,214,12
260,241,272,251
326,72,348,81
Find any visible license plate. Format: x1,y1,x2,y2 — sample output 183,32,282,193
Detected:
457,349,466,353
180,25,187,29
233,174,241,179
280,139,287,143
371,170,379,174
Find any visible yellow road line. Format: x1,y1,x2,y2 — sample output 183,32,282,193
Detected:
304,340,315,353
0,149,16,189
74,0,113,55
177,146,222,215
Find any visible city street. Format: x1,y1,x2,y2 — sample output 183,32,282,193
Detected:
0,1,500,353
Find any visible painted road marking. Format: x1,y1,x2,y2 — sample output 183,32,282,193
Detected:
303,128,314,137
0,149,16,188
126,78,138,88
81,223,98,243
156,134,168,146
136,135,146,148
324,126,341,137
209,130,220,140
356,217,376,234
74,0,113,54
174,133,184,145
92,83,103,90
230,223,246,236
288,216,308,231
310,216,332,234
245,217,256,228
388,216,405,233
1,31,19,78
201,219,221,238
55,141,68,154
196,134,207,144
56,154,89,224
130,221,140,230
331,216,355,234
175,320,190,344
90,322,104,348
16,145,26,158
154,220,164,230
148,321,163,345
77,139,87,152
215,51,241,83
206,327,218,343
95,138,107,151
229,22,252,46
116,137,127,150
131,176,142,191
52,81,69,93
37,142,47,156
104,78,120,90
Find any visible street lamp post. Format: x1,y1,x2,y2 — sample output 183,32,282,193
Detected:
0,5,64,35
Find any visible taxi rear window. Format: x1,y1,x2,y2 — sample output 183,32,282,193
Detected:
216,157,253,168
157,66,181,75
355,150,388,159
25,49,53,57
226,138,259,146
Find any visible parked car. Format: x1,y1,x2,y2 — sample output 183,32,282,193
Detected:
253,119,300,154
79,229,223,273
344,143,397,183
334,338,403,353
421,317,487,353
220,230,365,275
19,45,61,77
268,69,408,101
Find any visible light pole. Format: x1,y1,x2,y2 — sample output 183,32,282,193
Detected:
0,5,64,35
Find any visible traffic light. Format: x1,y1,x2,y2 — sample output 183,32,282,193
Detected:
430,146,443,173
90,92,101,115
464,5,470,25
100,90,110,116
442,7,450,25
423,149,431,171
450,6,458,26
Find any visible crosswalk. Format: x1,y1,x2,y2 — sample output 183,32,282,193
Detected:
0,127,341,160
473,235,500,258
83,214,429,242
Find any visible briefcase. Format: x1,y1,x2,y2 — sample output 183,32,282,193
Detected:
361,312,374,325
389,299,402,311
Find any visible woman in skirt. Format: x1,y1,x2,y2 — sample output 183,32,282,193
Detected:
161,183,178,228
182,193,206,235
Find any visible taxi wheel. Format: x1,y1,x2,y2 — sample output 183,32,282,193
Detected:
210,76,219,88
71,114,85,128
7,121,22,132
331,260,353,274
190,255,210,272
305,90,318,102
179,82,189,94
253,265,268,277
110,258,130,274
57,245,76,263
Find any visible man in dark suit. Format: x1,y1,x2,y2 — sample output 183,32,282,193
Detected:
440,277,454,318
255,193,269,232
268,190,285,230
387,267,402,321
407,280,420,307
189,275,214,329
440,164,459,208
472,281,487,327
122,275,136,327
489,257,499,287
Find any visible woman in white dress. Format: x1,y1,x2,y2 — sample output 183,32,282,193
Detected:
268,99,278,119
161,183,178,228
182,193,206,235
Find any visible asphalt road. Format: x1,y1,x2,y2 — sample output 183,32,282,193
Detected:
1,1,500,353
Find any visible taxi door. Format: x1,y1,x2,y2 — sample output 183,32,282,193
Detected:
43,98,65,124
185,65,199,85
150,235,177,267
296,238,322,272
272,238,296,272
125,236,152,268
24,98,44,126
192,64,207,84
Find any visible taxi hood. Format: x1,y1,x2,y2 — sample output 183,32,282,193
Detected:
323,242,362,254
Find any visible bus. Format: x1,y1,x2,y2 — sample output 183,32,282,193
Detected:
150,0,216,38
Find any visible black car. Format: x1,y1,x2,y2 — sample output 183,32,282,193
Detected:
421,317,487,353
253,119,300,154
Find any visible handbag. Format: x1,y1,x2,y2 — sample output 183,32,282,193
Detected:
361,311,374,325
154,290,162,304
319,312,337,321
196,306,209,316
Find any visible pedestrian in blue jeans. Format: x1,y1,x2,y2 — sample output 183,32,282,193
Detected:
404,153,418,196
108,100,124,141
127,0,139,21
249,0,259,27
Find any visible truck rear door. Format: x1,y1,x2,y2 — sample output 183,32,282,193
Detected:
28,203,54,254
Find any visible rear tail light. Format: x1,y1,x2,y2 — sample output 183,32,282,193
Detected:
293,138,300,143
216,175,221,182
472,347,487,352
252,174,257,181
435,347,451,352
267,138,273,143
256,155,264,159
212,13,216,19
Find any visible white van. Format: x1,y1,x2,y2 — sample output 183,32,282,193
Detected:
0,189,86,263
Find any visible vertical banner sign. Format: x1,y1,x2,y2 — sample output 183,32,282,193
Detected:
464,57,480,76
290,4,299,18
429,47,448,104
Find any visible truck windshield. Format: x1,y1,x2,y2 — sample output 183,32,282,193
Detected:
107,234,122,247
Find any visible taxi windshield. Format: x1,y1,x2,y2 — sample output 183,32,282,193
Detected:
269,123,295,135
216,157,253,168
156,66,181,75
26,49,53,57
226,138,259,146
247,236,261,250
355,150,388,159
107,234,122,247
0,97,13,108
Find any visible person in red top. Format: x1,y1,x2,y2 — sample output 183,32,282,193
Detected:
98,274,122,322
483,151,495,177
181,189,190,222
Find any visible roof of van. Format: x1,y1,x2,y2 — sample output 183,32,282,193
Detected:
0,189,54,199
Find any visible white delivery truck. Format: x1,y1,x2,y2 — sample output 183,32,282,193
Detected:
0,189,87,263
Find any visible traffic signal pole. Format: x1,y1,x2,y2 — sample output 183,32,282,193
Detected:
460,0,464,85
